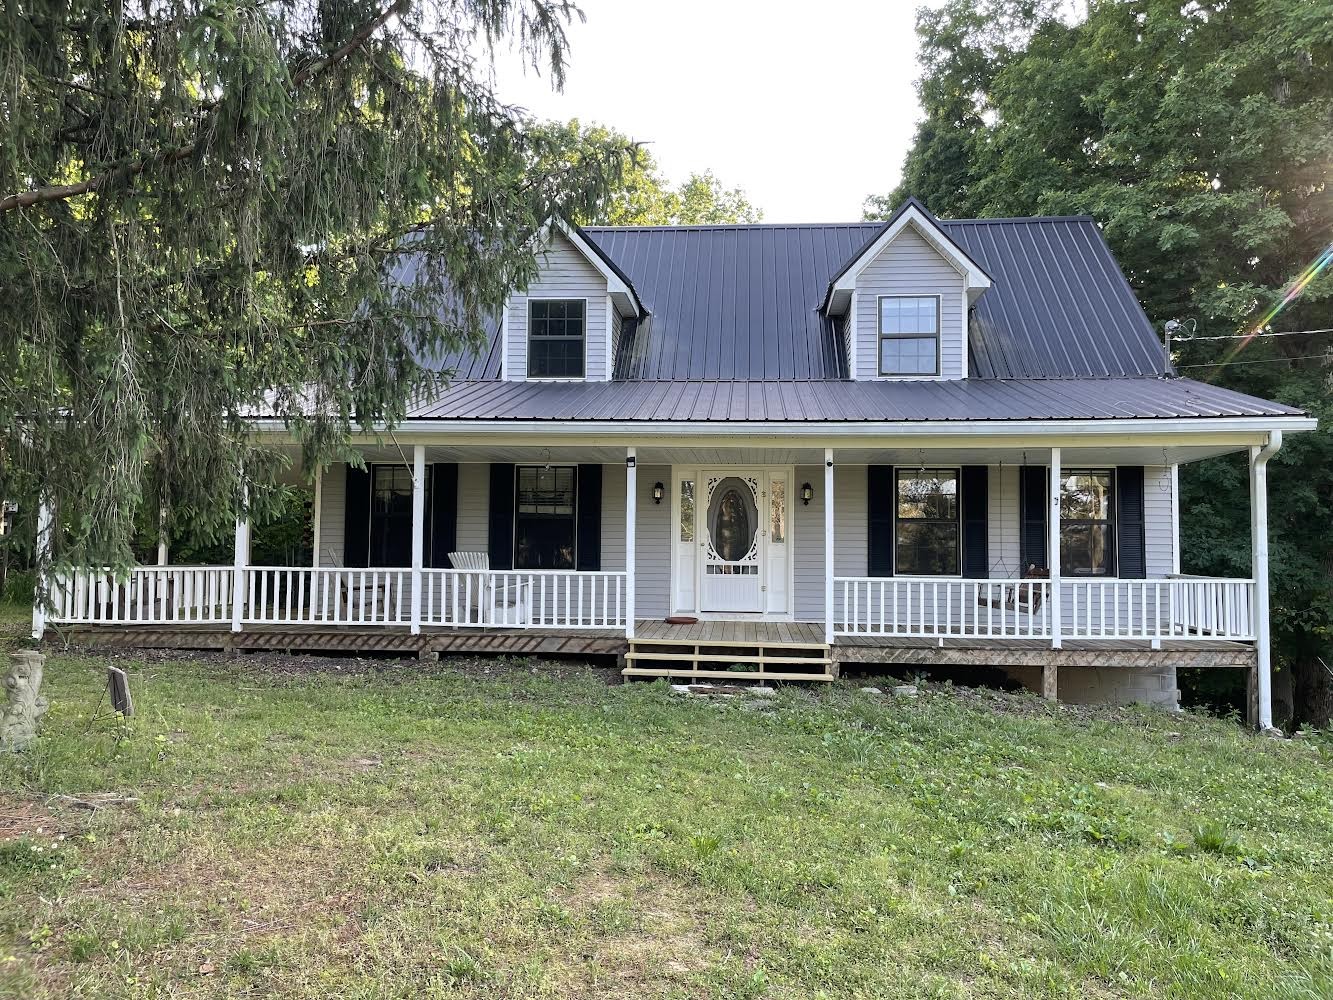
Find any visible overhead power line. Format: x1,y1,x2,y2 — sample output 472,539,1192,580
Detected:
1176,353,1333,369
1172,326,1333,342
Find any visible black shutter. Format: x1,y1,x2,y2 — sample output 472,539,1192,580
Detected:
576,464,602,571
1116,466,1146,578
487,463,515,570
1019,465,1047,572
961,466,988,578
867,465,895,577
429,463,458,568
343,464,371,568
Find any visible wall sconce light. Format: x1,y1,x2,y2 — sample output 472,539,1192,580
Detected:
801,482,814,506
652,482,664,504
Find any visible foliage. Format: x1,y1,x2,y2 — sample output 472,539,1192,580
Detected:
534,120,762,225
0,0,636,575
2,657,1332,997
872,0,1333,724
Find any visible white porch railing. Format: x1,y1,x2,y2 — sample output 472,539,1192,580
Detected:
51,566,235,625
835,577,1053,638
420,569,627,629
48,566,628,631
243,567,414,626
1064,576,1255,642
834,576,1256,643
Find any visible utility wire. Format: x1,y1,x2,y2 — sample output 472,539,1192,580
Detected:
1177,353,1332,369
1173,326,1333,342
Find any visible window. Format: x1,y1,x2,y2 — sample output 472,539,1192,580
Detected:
515,466,576,569
528,299,586,378
879,295,940,376
1060,470,1114,576
679,480,695,542
769,479,786,544
369,465,429,567
894,468,959,575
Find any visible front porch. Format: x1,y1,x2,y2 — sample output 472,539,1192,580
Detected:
32,433,1277,712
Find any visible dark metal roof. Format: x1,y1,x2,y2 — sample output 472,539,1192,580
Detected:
408,377,1302,423
945,217,1167,379
586,223,867,380
580,214,1168,381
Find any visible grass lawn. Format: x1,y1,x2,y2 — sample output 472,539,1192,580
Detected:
1,637,1332,998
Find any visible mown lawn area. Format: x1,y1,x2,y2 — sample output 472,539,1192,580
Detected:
1,641,1331,999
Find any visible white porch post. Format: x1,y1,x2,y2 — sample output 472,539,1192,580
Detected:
625,448,637,639
30,494,53,641
311,467,323,568
231,509,250,633
1048,448,1062,649
410,445,425,636
824,447,835,645
1251,432,1282,730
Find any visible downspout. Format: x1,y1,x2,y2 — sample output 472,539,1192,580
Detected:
1252,430,1282,731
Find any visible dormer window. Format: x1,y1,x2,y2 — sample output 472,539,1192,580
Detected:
528,299,586,378
879,295,940,376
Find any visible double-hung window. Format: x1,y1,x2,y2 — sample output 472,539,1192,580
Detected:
369,465,429,567
879,295,940,376
1060,470,1115,576
528,299,585,378
894,468,960,575
514,466,577,569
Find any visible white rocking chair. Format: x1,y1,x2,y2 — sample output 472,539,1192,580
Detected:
448,551,530,626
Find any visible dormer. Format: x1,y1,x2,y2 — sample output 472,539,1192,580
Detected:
823,198,991,381
503,219,643,381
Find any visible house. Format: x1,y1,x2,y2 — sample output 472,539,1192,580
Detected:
37,199,1315,726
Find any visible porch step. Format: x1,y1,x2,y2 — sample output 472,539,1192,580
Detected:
622,636,835,683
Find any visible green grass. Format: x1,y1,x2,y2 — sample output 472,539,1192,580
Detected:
1,651,1332,999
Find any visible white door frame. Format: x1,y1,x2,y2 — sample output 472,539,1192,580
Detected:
670,464,794,620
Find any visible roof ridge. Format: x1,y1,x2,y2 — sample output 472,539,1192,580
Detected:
581,216,1098,232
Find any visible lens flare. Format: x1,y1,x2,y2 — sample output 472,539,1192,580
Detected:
1208,242,1333,379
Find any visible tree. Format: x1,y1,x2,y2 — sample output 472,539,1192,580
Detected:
871,0,1333,725
0,0,635,574
533,120,762,225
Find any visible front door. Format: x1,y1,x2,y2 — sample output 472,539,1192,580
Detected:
699,471,763,612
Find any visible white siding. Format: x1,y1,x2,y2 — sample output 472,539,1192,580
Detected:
317,465,346,566
506,231,610,381
853,224,967,380
635,464,671,618
455,463,490,553
792,464,826,621
988,463,1022,576
1143,465,1174,577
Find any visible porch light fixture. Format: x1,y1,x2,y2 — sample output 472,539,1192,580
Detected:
801,482,814,506
652,482,664,504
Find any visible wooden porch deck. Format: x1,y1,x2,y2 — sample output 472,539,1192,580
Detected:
53,619,1254,671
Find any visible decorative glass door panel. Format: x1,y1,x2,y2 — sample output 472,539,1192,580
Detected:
700,473,763,612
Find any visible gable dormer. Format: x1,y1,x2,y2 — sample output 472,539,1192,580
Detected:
504,220,642,381
823,199,991,381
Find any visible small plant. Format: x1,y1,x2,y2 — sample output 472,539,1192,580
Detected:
442,948,485,984
1192,822,1244,858
690,832,722,860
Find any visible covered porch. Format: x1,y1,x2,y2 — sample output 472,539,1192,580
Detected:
35,430,1278,713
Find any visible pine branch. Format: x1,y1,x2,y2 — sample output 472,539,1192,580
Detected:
0,0,409,214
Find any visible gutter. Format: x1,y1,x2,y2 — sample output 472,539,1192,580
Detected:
247,414,1318,441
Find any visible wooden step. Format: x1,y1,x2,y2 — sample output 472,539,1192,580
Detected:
628,636,828,651
622,666,835,682
624,651,831,667
623,633,835,683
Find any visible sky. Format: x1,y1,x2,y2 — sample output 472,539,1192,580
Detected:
482,0,936,223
